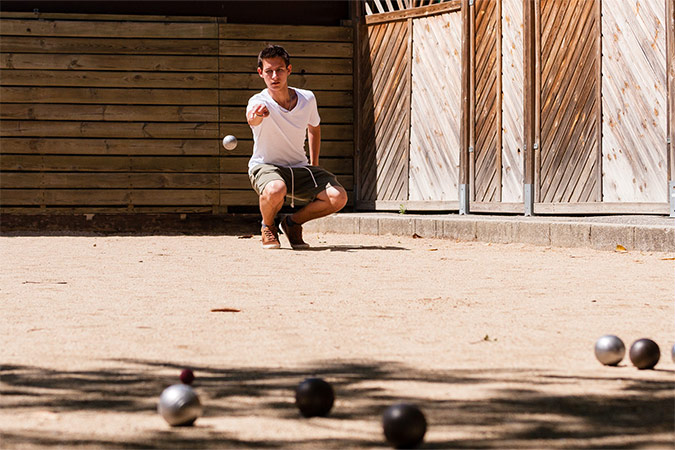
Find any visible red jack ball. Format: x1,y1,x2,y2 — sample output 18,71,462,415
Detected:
180,369,195,385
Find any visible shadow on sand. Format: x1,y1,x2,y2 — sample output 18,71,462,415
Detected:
288,245,408,252
1,360,673,448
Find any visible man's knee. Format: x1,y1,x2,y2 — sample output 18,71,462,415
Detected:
261,180,287,202
328,186,348,211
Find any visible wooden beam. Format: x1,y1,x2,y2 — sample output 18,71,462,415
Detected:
534,0,541,203
496,0,503,202
668,0,675,182
595,0,603,202
534,202,669,215
0,206,215,215
219,40,353,58
523,0,537,212
352,5,363,207
469,0,476,203
356,200,460,211
365,0,460,24
470,201,525,213
0,18,218,39
0,11,217,22
0,138,219,155
406,17,413,202
219,24,353,42
460,0,471,201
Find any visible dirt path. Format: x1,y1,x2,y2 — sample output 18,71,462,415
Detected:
1,232,673,448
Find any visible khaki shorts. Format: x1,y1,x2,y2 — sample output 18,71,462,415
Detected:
249,164,343,204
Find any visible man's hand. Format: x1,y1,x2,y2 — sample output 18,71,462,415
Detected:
247,104,269,126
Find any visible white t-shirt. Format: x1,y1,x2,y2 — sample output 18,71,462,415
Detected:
246,87,321,171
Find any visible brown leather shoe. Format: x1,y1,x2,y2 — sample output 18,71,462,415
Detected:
261,224,281,249
280,216,310,249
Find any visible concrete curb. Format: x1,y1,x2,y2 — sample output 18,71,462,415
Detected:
304,213,675,252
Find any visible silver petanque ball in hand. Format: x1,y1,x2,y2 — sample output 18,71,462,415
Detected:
158,384,202,426
222,135,238,151
594,335,625,366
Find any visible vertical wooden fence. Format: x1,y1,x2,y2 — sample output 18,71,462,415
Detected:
538,0,601,205
357,0,674,214
601,0,668,203
358,0,462,210
0,12,354,214
358,19,411,204
409,11,462,202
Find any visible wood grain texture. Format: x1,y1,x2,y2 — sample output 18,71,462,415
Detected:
668,0,675,180
0,36,218,55
0,15,354,211
474,0,499,202
409,11,461,201
219,40,353,58
219,24,353,42
358,20,410,202
0,18,217,38
0,69,218,89
0,138,219,155
539,0,600,203
601,0,667,202
1,53,217,72
1,105,219,122
501,0,524,202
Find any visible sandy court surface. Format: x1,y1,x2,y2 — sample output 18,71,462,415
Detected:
1,231,673,448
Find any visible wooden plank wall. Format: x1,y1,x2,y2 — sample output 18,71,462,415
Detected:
409,11,461,201
539,0,600,203
601,0,667,202
0,13,354,214
0,13,220,213
500,0,523,203
473,0,500,202
358,20,410,203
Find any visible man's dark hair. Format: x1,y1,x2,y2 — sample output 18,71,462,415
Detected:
258,45,291,69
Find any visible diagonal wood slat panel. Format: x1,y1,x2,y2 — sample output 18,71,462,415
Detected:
359,21,410,202
542,5,598,201
601,0,667,202
501,0,524,202
539,0,600,203
409,11,461,201
474,0,499,202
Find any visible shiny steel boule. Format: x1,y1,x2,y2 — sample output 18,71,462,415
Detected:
629,338,660,370
594,335,625,366
222,135,238,151
158,384,202,426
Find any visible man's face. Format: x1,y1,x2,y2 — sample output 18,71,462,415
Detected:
258,57,291,92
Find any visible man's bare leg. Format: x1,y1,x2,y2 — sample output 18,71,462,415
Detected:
259,180,287,226
289,186,348,224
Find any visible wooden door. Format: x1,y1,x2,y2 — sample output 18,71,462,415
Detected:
357,20,411,206
473,0,501,203
470,0,524,211
408,10,462,202
601,0,668,203
538,0,601,203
